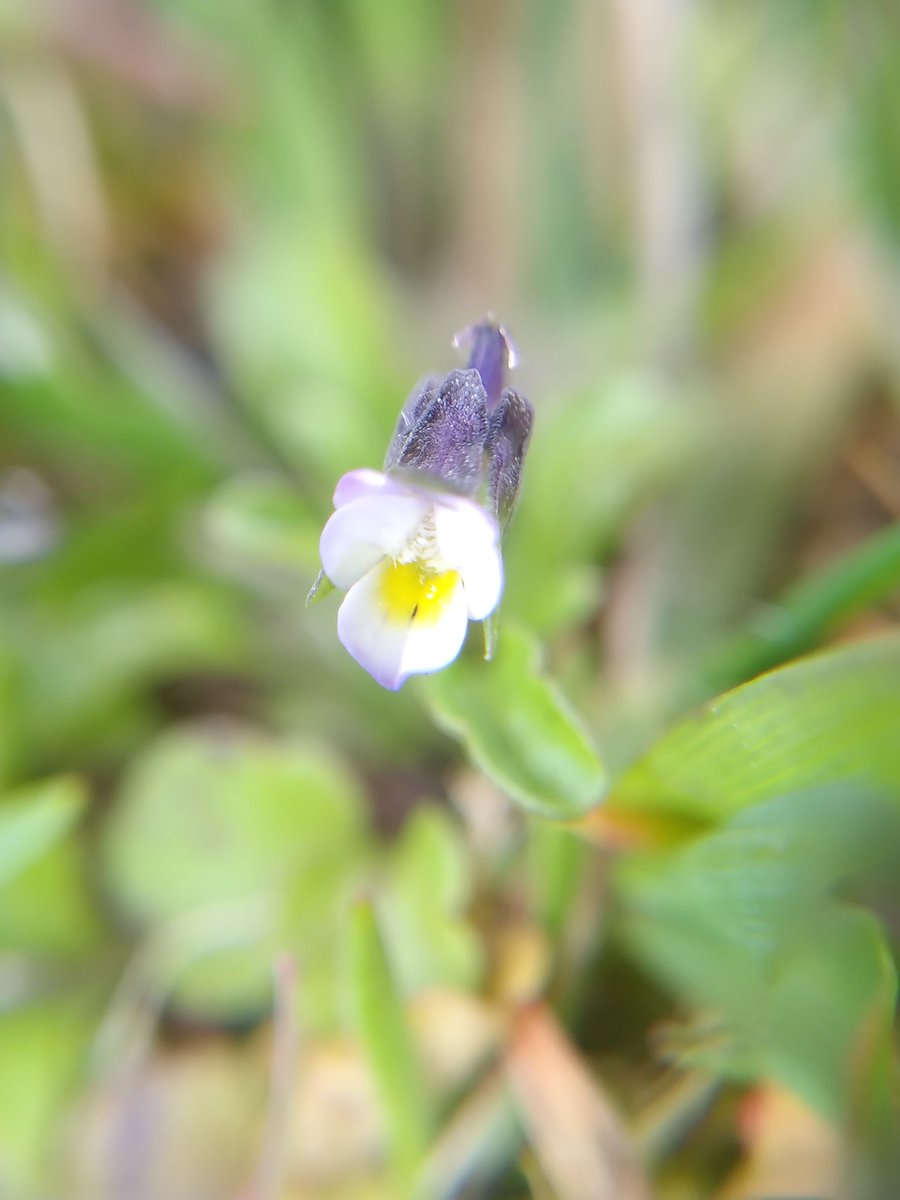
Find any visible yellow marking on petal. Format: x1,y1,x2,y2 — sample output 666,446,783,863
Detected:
379,560,460,625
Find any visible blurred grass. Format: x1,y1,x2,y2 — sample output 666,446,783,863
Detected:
1,1,900,1197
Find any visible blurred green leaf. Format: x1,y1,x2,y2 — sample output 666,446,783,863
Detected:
103,726,365,921
778,0,900,249
422,625,606,820
344,898,431,1182
150,935,281,1025
0,776,84,889
0,999,92,1196
0,353,219,483
101,726,368,1021
18,583,249,762
609,634,900,826
615,784,899,1124
208,223,401,483
506,375,692,632
634,399,852,673
9,494,191,605
204,474,322,576
703,521,900,693
380,807,482,993
526,822,589,939
0,646,21,788
0,836,104,956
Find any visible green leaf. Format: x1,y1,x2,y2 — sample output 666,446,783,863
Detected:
0,646,21,788
0,777,84,889
525,822,589,938
609,634,900,826
380,807,482,993
344,899,430,1181
703,521,900,693
209,221,401,480
614,784,899,1124
19,584,249,761
0,1000,93,1196
104,727,365,923
101,726,368,1021
422,625,606,820
0,836,104,956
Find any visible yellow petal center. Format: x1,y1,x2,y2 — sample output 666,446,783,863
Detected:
379,560,460,624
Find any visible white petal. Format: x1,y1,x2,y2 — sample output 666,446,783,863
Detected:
337,562,469,690
432,499,503,620
320,493,428,590
333,468,398,508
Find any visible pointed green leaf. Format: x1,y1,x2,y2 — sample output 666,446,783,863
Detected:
610,635,900,824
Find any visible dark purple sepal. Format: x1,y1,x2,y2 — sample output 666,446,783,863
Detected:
384,368,489,495
485,388,534,527
383,373,441,471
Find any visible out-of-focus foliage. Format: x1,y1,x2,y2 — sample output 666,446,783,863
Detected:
1,0,900,1197
423,625,606,819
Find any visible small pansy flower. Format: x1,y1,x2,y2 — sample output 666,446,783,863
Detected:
309,318,533,690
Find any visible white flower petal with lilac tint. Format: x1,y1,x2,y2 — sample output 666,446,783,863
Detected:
337,560,469,690
333,468,399,509
319,493,428,590
459,542,503,620
431,500,503,619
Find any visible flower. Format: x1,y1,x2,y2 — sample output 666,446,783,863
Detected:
318,469,503,689
311,319,533,689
